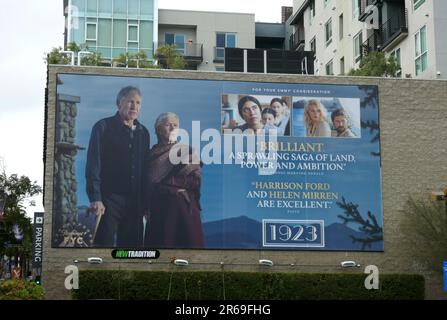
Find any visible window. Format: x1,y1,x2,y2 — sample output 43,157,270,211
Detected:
310,37,316,57
352,0,359,18
326,60,334,75
165,33,186,54
127,24,139,43
325,19,332,46
340,57,345,75
86,22,97,41
216,32,236,59
390,48,402,77
415,25,428,76
413,0,425,11
309,0,315,25
339,14,344,40
354,31,363,62
216,66,225,72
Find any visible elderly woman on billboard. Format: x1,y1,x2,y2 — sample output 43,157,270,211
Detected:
145,112,204,248
304,99,331,137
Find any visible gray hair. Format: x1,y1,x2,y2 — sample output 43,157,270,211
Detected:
116,86,141,106
154,112,180,130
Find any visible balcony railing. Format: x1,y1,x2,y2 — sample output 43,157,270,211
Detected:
289,30,305,52
360,9,408,58
358,0,379,21
380,10,408,49
155,42,203,61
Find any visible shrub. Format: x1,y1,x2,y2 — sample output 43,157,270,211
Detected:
0,279,44,300
72,270,424,300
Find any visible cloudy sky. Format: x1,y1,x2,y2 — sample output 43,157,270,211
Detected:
0,0,293,217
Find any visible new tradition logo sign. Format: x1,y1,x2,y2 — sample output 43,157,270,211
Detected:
111,249,160,259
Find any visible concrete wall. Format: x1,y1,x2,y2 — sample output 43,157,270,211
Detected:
158,9,255,71
44,65,447,299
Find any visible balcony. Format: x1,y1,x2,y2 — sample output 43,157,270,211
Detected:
360,9,408,58
289,30,305,52
155,42,203,66
358,0,379,22
380,11,408,51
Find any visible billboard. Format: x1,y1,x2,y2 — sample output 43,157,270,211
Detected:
52,73,383,251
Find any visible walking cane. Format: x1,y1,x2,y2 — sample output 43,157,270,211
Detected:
92,211,102,244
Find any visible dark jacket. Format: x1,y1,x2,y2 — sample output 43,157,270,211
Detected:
85,112,150,203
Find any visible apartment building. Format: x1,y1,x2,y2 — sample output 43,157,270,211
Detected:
158,9,255,71
289,0,447,79
63,0,158,61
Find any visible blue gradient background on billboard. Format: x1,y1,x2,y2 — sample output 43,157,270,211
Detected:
57,74,382,250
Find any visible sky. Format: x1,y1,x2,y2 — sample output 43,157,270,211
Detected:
0,0,293,217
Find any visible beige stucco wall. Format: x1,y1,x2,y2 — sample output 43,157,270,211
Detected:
43,65,447,299
158,9,255,71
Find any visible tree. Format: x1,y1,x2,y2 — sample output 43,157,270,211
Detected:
45,42,103,66
400,195,447,273
348,51,399,77
114,50,156,68
0,168,42,278
154,44,187,70
45,47,70,65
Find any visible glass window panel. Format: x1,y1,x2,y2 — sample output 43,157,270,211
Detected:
72,0,85,12
98,0,112,14
420,26,427,53
415,32,420,56
415,58,421,75
112,48,126,58
87,0,97,14
128,0,139,16
128,25,138,42
421,52,428,72
97,47,111,59
139,22,152,48
165,33,174,45
175,34,185,46
226,34,236,48
86,40,96,49
113,20,127,47
216,48,225,59
98,19,111,46
114,0,127,15
141,0,153,16
216,33,225,47
86,23,97,40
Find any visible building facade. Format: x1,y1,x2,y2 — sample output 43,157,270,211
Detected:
63,0,158,61
289,0,447,79
158,9,255,71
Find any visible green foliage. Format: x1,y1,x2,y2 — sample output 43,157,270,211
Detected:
401,196,447,273
0,279,44,300
154,44,187,70
73,270,424,300
66,42,81,53
80,52,103,66
0,171,42,258
114,50,156,69
45,47,71,65
348,51,399,77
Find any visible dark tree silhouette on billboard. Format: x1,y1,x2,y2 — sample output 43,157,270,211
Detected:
337,197,383,250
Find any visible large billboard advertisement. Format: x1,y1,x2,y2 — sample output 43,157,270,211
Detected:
52,73,383,251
